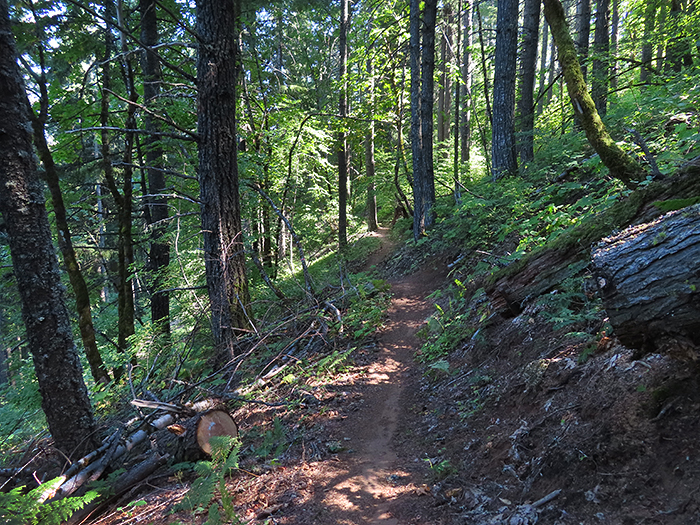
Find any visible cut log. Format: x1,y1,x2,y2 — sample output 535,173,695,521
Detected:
591,204,700,350
196,410,239,454
154,409,238,462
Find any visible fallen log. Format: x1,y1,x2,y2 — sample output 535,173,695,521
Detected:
591,204,700,350
487,165,700,316
67,451,169,525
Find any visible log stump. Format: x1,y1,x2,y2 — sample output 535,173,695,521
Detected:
591,204,700,350
154,409,238,463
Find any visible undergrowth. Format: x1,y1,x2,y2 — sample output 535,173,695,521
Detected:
0,477,99,525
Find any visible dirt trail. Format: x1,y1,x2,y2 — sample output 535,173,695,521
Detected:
306,229,447,524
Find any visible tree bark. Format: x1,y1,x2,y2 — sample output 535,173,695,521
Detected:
576,0,591,80
517,0,541,163
491,0,519,178
591,205,700,351
140,0,171,340
640,0,658,82
410,0,425,240
337,0,350,250
460,0,472,165
365,48,378,231
543,0,644,188
591,0,610,117
0,0,97,457
419,0,437,233
197,0,252,357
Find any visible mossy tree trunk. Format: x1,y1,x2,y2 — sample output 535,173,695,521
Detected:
0,0,97,457
543,0,644,188
29,73,110,385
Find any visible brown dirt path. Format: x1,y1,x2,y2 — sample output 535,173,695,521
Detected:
288,229,449,524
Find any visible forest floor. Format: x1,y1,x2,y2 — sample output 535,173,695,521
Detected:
87,226,700,525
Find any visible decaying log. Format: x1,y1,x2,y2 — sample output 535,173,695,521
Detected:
487,168,700,316
591,204,700,350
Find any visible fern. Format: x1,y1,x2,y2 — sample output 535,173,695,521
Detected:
174,436,242,525
0,476,99,525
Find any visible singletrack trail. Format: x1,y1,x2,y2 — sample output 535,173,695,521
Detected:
290,229,449,524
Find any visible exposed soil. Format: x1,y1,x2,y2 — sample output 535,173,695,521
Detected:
84,227,700,525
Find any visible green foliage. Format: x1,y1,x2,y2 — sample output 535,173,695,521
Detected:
423,455,457,481
535,267,601,330
249,417,287,460
418,281,478,364
0,477,99,525
344,279,392,339
175,436,243,525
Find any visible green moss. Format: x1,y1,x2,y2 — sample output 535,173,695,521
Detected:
652,196,700,213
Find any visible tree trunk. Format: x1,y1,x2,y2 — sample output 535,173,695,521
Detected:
438,3,453,146
488,167,700,318
543,0,644,188
197,0,252,357
517,0,541,163
154,409,238,462
609,0,618,89
591,205,700,351
476,5,493,128
591,0,610,117
338,0,350,250
664,0,693,73
419,0,437,232
491,0,519,179
0,0,97,457
410,0,425,240
140,0,171,340
536,17,549,114
460,0,472,165
640,0,658,82
365,51,378,232
576,0,591,80
31,100,110,385
546,31,557,105
99,0,135,369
